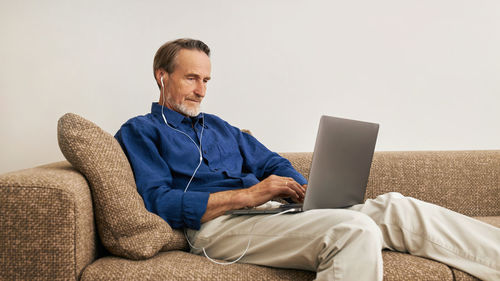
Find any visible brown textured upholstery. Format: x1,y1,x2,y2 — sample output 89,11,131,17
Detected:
381,251,453,280
1,137,498,280
451,267,480,281
0,162,96,280
282,151,500,217
366,151,500,217
79,250,487,281
80,250,468,281
57,113,187,260
81,251,315,281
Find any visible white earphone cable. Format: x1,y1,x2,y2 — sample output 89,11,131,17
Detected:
160,76,292,265
160,76,204,192
199,208,296,265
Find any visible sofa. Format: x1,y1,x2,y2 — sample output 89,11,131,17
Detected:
1,113,499,281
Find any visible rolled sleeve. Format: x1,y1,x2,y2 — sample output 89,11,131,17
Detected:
145,187,209,230
182,191,210,230
116,118,210,230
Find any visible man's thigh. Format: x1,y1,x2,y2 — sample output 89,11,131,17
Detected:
186,208,378,271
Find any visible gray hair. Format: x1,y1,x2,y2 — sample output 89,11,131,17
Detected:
153,38,210,87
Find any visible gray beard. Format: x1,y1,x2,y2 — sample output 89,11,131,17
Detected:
167,96,200,117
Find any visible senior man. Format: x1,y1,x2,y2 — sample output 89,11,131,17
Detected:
115,38,500,281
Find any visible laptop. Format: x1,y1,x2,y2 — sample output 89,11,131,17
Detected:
225,115,379,215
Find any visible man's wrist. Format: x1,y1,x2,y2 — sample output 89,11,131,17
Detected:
232,188,254,209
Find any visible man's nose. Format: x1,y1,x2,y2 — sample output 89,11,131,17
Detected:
194,81,206,97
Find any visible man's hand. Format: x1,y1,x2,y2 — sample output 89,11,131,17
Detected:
242,175,306,207
289,184,308,203
200,175,307,223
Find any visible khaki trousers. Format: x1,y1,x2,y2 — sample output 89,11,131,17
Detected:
186,192,500,281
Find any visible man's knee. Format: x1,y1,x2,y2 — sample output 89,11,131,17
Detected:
350,212,383,242
376,192,405,202
316,212,383,278
370,192,427,231
325,211,383,247
374,192,418,211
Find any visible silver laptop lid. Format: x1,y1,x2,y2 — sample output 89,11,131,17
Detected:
303,115,379,210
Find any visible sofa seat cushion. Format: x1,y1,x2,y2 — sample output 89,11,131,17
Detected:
57,113,187,260
382,251,454,280
82,216,499,280
80,250,315,281
81,249,478,281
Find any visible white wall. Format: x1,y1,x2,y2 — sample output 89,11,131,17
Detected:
1,0,499,174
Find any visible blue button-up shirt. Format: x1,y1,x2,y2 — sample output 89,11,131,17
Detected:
115,103,307,230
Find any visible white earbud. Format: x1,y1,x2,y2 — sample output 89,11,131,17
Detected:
161,76,164,88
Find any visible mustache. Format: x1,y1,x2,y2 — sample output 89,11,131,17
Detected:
186,96,203,102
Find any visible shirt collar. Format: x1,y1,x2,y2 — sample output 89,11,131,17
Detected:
151,102,207,128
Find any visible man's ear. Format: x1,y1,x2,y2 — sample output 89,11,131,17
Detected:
155,69,168,86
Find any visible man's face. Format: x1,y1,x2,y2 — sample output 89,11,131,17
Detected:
160,49,211,117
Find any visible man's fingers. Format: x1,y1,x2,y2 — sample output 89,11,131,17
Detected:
283,178,305,200
266,175,306,200
289,178,305,194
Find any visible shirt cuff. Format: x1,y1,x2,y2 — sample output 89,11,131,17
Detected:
182,191,210,230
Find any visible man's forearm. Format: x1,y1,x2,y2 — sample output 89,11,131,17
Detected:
200,175,306,224
200,189,251,223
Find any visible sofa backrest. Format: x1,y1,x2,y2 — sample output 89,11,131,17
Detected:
281,150,500,217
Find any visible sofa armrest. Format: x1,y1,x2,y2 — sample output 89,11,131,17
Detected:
0,161,98,281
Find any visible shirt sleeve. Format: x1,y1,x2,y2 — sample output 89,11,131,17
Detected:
229,124,308,186
115,120,209,230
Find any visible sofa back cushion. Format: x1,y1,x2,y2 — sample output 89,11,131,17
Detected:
57,113,187,260
281,151,500,217
366,150,500,217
